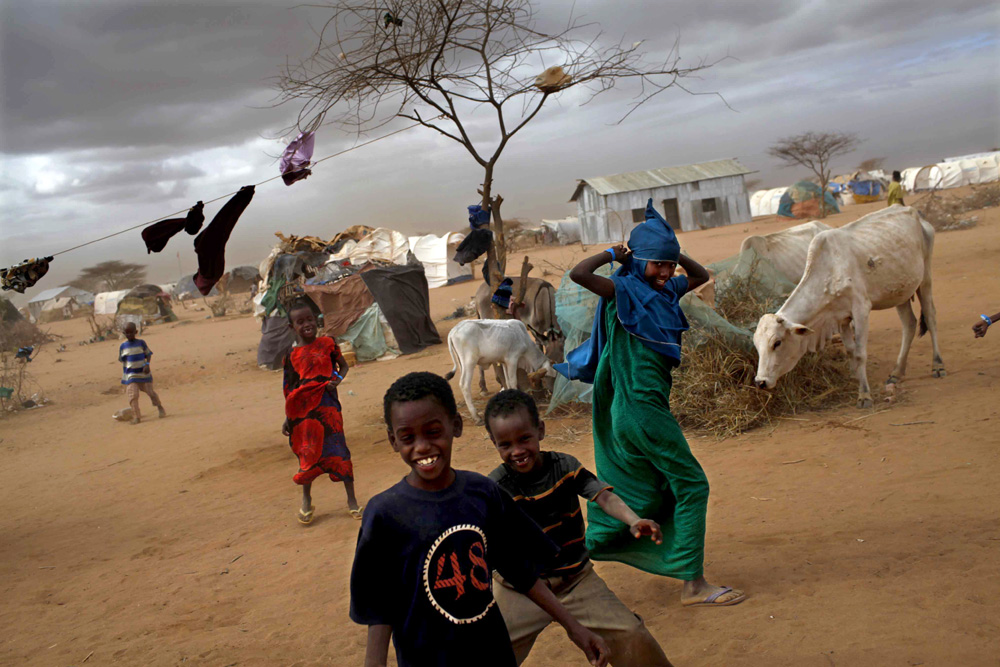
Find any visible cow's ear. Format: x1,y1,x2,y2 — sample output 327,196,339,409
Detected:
792,324,813,336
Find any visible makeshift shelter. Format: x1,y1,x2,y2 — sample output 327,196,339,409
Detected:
911,165,943,192
749,187,789,217
116,284,176,323
26,286,94,322
777,182,839,219
94,289,131,316
221,266,261,293
848,178,884,204
38,297,86,322
174,274,219,299
1,297,24,323
257,315,295,370
341,228,411,265
407,233,472,288
540,218,582,245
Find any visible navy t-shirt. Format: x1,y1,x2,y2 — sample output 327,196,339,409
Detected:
350,470,558,667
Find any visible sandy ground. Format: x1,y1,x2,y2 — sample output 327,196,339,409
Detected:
2,193,999,667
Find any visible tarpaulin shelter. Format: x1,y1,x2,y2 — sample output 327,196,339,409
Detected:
1,297,24,323
94,289,131,316
221,266,261,293
116,284,176,323
27,286,94,322
38,296,87,322
407,232,472,288
540,218,582,245
777,181,839,219
174,274,219,299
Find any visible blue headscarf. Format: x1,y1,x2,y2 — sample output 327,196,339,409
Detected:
555,199,689,383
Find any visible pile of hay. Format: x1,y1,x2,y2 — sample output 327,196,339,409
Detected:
916,184,1000,232
672,262,855,437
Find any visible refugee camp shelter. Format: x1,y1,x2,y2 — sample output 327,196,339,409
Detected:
173,274,219,299
117,284,176,323
26,286,94,322
540,217,582,245
38,297,86,322
570,159,754,243
899,152,1000,192
407,233,472,288
749,187,789,217
220,266,261,293
778,181,839,219
94,289,131,316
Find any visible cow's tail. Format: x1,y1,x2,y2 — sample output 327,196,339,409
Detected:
444,331,460,381
918,311,928,338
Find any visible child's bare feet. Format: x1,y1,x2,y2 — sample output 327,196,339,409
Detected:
157,405,167,418
681,577,746,607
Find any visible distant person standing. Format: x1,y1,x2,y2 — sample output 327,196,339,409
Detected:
887,170,905,207
119,322,166,425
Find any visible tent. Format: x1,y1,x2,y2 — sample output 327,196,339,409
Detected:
38,296,86,322
1,297,24,323
936,162,963,189
340,228,411,266
912,165,943,191
977,155,1000,184
407,232,471,288
959,159,981,186
27,286,94,322
174,273,219,299
777,182,839,219
540,217,582,245
749,187,789,217
900,167,920,192
94,289,131,316
117,284,176,323
221,266,261,293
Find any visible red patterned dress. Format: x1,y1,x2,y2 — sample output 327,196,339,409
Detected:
283,337,353,484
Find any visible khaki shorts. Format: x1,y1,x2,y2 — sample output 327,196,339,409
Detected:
125,381,156,401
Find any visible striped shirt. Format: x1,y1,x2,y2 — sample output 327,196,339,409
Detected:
490,451,611,579
119,339,153,384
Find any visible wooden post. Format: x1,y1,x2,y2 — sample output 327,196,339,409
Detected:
512,255,533,319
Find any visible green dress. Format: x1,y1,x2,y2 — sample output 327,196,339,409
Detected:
585,298,709,580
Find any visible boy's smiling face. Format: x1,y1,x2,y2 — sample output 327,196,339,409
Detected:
643,260,677,291
388,397,463,491
488,406,545,475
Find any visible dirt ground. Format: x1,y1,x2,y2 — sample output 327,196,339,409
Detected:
2,193,998,667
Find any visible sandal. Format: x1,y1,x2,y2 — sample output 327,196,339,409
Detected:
682,586,746,607
298,506,315,525
349,505,364,520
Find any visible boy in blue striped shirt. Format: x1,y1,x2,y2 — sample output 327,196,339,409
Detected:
119,322,166,424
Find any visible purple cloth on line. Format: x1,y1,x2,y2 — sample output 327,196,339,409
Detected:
280,132,315,186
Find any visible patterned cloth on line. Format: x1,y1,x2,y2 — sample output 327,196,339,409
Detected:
119,339,153,385
283,336,353,484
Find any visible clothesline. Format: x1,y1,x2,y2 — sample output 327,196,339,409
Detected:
49,122,423,258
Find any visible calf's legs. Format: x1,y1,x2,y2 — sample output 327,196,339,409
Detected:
887,301,918,384
916,281,946,378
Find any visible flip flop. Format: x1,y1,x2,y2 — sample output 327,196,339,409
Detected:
298,506,315,525
349,505,364,520
683,586,746,607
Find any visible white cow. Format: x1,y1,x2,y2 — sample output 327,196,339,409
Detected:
444,319,556,422
740,220,832,284
753,206,945,408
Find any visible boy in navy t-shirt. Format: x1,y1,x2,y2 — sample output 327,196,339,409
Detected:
350,372,609,667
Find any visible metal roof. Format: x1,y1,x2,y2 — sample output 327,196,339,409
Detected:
570,158,754,201
27,285,93,303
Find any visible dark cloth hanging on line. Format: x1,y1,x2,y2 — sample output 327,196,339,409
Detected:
140,202,205,254
453,228,492,265
193,186,255,296
1,257,53,293
280,132,315,186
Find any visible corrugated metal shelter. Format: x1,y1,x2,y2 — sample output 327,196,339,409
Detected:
570,159,754,243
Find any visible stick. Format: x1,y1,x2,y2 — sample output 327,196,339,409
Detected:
512,255,533,316
38,566,56,570
83,458,130,474
83,651,94,663
230,554,243,564
890,421,934,426
781,459,806,465
843,410,889,424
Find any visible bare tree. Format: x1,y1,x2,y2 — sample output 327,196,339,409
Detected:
72,260,147,293
857,156,885,173
768,131,861,217
277,0,721,295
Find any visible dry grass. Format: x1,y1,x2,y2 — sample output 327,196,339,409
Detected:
713,254,784,326
916,183,1000,231
671,331,855,437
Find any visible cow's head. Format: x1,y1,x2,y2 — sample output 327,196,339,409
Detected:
753,313,814,389
539,328,565,365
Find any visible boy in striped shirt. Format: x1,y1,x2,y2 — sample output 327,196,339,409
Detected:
485,390,672,666
119,322,166,425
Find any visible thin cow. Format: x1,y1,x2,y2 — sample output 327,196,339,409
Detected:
445,319,555,423
739,220,832,284
753,206,945,408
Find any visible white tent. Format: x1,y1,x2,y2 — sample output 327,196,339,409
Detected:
750,187,788,217
958,159,981,185
94,289,131,315
540,217,582,244
912,165,943,191
936,161,963,189
901,167,920,192
976,155,1000,184
340,228,411,266
407,232,470,289
27,286,94,322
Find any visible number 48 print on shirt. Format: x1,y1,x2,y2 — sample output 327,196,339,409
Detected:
422,524,494,624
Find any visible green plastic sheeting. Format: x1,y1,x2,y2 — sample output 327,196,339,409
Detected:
336,303,399,362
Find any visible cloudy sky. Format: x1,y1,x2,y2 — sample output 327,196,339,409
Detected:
2,0,998,306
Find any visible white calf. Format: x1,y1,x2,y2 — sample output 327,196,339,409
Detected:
444,319,555,422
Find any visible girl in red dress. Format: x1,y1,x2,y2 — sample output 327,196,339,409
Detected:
282,299,362,524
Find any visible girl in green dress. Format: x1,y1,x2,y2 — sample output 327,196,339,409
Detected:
556,199,745,607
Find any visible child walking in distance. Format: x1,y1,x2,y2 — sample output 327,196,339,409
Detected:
282,299,361,524
350,372,610,667
485,389,673,666
558,198,746,608
119,322,165,425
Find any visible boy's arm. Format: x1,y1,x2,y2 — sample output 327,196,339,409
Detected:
525,580,610,667
973,311,1000,338
569,246,630,299
677,253,709,292
363,625,392,667
593,491,663,544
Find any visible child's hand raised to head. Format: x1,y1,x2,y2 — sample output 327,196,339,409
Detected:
609,243,632,263
630,518,663,544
